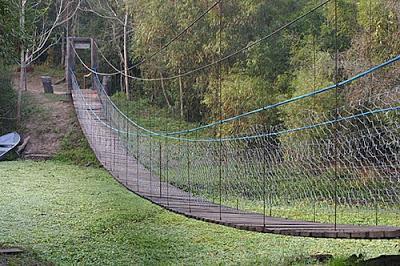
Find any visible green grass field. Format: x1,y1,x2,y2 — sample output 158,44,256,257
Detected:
0,161,399,265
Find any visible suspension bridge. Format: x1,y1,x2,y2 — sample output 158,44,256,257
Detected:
70,72,400,239
66,0,400,239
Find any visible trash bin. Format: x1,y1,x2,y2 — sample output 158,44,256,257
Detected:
41,76,53,94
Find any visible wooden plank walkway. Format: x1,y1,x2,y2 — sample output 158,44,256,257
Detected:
72,89,400,239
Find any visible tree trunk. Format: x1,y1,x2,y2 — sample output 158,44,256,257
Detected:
64,1,70,81
160,72,172,109
16,90,22,126
19,52,27,91
120,71,124,93
123,12,129,100
19,0,27,91
61,30,65,66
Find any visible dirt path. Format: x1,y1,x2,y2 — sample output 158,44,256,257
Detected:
14,71,75,159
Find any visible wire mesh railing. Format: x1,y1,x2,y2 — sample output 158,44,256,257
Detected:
70,56,400,228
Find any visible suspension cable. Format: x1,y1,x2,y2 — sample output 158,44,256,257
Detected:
79,55,400,139
73,74,400,143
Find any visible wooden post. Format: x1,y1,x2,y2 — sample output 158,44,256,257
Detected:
66,37,75,91
102,76,111,95
91,38,98,90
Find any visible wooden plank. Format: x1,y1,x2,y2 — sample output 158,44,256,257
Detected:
0,248,24,254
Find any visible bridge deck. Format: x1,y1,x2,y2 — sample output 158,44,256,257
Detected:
72,89,400,239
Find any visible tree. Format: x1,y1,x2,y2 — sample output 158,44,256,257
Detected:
80,0,133,99
129,0,311,125
343,0,399,102
203,73,280,136
17,0,80,91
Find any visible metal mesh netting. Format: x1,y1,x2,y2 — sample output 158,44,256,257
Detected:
71,59,400,226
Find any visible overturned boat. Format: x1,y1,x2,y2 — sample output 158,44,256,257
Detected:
0,132,21,160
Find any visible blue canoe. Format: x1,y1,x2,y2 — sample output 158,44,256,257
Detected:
0,132,21,160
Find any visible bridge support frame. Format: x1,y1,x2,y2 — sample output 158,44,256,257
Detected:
66,37,98,91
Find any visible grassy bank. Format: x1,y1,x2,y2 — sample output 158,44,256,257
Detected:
0,161,399,265
53,119,101,167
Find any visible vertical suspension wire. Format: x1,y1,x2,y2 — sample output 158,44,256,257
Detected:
368,0,379,227
112,85,116,175
118,89,122,181
116,89,120,181
333,0,339,230
109,88,113,173
104,87,107,168
158,76,163,198
218,0,223,221
187,108,191,213
102,83,105,166
263,126,267,228
104,87,107,169
104,84,109,169
235,121,239,211
177,89,184,206
149,92,153,196
97,78,101,165
195,124,199,207
89,63,94,155
159,139,162,198
165,109,170,206
136,95,140,192
108,102,111,172
113,76,118,176
368,0,373,101
125,83,129,187
178,107,182,204
312,25,317,223
268,127,273,218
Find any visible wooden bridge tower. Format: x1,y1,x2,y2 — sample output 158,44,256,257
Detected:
65,37,98,91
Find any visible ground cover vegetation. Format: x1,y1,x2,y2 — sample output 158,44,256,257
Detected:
0,161,399,265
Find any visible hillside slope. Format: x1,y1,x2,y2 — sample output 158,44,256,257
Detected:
12,68,98,165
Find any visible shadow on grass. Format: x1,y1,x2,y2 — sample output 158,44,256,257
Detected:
0,245,53,266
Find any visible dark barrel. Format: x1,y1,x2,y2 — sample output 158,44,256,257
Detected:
41,76,53,94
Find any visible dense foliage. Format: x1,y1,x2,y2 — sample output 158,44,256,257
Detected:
1,0,399,134
0,69,17,134
123,0,399,134
0,0,19,62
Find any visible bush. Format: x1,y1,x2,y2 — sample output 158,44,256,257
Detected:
0,67,17,135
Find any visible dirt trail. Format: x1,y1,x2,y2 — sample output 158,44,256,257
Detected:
14,72,75,159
